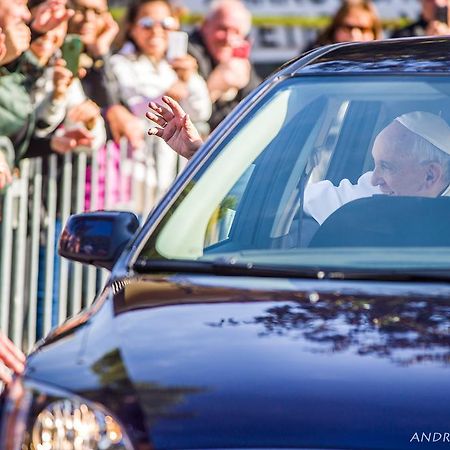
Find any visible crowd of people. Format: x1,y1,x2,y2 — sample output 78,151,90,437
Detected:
1,0,450,381
1,0,450,194
0,0,263,197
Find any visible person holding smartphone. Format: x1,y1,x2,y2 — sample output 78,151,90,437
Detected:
188,0,260,131
391,0,450,38
110,0,211,205
66,0,145,150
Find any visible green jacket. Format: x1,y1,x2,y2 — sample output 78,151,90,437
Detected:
0,52,40,166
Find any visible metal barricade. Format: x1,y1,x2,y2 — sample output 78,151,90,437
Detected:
0,136,176,352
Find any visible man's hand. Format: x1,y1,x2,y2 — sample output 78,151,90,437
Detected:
147,96,203,160
0,332,25,384
85,12,118,57
67,99,100,130
32,0,73,34
170,54,198,83
50,126,94,154
106,104,144,149
1,23,31,65
207,58,251,102
52,58,73,100
0,153,12,190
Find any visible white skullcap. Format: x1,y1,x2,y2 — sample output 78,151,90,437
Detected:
394,111,450,156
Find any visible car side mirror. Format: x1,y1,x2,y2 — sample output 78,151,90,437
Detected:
59,211,140,270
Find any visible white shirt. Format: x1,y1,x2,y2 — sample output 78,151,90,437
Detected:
304,171,381,225
110,52,211,123
110,50,212,206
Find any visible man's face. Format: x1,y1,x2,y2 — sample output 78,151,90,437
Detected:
0,0,31,29
371,122,430,196
201,6,249,63
68,0,107,45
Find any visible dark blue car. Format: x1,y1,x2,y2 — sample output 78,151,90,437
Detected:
2,36,450,450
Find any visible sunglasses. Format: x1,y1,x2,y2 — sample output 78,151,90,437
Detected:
137,16,177,31
339,23,374,34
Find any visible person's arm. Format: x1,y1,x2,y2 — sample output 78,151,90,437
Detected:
33,60,73,138
102,54,145,149
81,16,120,108
170,55,211,123
0,331,25,384
66,97,106,151
0,137,14,190
147,96,203,160
24,126,94,158
31,0,73,36
303,172,380,225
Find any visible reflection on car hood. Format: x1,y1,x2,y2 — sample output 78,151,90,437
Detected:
27,274,450,449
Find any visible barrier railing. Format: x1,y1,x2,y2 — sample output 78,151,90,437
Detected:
0,137,175,352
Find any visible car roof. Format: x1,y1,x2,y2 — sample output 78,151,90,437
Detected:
284,36,450,75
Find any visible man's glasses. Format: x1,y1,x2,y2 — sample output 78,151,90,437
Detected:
136,16,177,31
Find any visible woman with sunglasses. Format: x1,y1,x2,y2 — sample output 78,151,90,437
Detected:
110,0,211,205
307,0,383,50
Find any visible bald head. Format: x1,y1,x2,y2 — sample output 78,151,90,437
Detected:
201,0,252,63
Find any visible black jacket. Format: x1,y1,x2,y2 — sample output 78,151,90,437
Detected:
80,52,121,108
391,17,428,38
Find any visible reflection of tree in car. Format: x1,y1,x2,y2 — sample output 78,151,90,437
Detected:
206,295,450,366
205,195,237,246
89,348,206,445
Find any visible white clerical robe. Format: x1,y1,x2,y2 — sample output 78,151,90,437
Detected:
304,171,382,225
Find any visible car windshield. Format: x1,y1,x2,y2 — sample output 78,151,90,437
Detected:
137,75,450,273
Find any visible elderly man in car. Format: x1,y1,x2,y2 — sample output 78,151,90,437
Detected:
147,98,450,224
303,111,450,224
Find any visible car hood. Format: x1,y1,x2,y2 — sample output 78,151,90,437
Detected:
27,274,450,449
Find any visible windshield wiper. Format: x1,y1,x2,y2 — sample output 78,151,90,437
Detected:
133,258,321,278
133,258,450,282
326,269,450,283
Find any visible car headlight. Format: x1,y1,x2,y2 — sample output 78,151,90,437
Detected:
32,399,127,449
0,378,134,450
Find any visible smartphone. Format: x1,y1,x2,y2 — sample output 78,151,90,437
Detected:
232,40,251,59
166,31,188,61
435,5,448,24
61,34,83,76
